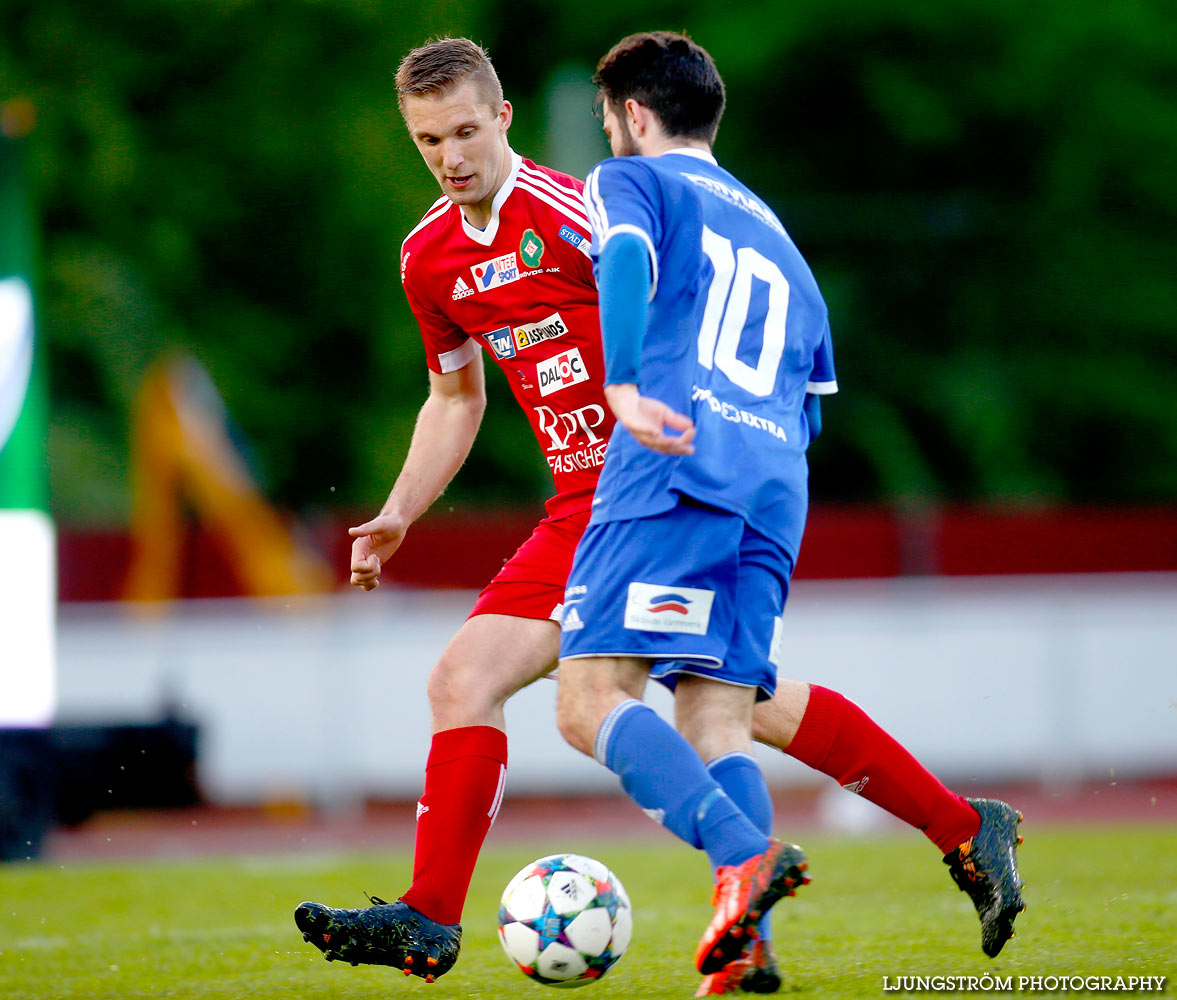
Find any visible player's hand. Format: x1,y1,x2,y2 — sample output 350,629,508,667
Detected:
347,513,409,590
604,383,695,455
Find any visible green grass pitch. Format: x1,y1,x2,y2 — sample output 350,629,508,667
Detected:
2,824,1174,999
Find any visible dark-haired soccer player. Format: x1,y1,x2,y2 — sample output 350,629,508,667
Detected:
294,34,1023,990
555,31,1026,995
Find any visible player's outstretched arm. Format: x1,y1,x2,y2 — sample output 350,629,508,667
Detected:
603,382,695,456
349,356,487,590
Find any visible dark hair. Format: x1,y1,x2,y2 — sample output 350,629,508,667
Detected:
593,31,726,144
395,38,504,118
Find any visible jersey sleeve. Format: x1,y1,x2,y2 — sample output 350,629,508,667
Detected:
807,319,838,395
583,159,663,296
401,253,478,374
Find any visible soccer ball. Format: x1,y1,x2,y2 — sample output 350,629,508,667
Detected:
497,853,632,987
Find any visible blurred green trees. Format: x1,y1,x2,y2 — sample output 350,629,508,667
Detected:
2,0,1175,523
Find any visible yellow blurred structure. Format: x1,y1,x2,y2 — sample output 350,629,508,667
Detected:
124,355,333,604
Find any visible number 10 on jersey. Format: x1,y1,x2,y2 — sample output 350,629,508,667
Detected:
696,226,790,398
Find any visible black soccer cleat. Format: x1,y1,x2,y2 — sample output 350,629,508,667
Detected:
944,798,1026,958
739,937,783,994
294,896,462,982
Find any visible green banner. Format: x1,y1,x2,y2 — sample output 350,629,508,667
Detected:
0,103,47,512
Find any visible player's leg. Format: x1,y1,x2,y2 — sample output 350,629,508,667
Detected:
698,750,779,996
556,656,769,870
401,611,559,924
752,675,1025,955
675,526,800,991
296,512,584,978
673,674,784,937
295,613,557,977
753,682,980,852
558,503,808,976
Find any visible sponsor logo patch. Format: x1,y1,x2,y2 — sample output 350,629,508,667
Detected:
558,225,592,256
537,347,589,396
535,403,608,451
513,312,569,351
483,326,517,360
471,252,520,292
451,275,474,300
624,583,715,635
519,228,545,268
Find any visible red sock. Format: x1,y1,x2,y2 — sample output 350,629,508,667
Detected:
786,685,979,854
399,726,508,925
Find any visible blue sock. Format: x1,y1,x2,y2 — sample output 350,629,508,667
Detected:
709,751,775,943
597,701,767,869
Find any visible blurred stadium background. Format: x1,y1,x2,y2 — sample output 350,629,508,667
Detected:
2,0,1175,861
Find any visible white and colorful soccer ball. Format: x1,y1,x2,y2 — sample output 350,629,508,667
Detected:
497,853,632,988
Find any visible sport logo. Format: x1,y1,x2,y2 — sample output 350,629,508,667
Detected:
451,275,474,300
561,605,584,632
646,592,692,614
471,252,520,292
537,347,589,396
513,312,569,351
624,582,715,635
519,228,545,268
483,326,516,360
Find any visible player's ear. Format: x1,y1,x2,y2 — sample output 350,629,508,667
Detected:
498,100,513,134
624,98,646,136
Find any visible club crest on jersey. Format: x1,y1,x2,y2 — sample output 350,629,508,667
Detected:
471,252,520,292
519,229,545,268
451,275,474,300
537,347,589,396
558,225,592,256
624,582,715,635
483,326,517,360
513,312,569,351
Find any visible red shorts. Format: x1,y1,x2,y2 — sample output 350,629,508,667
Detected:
468,508,591,622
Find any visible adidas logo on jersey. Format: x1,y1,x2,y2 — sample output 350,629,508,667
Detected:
561,606,585,631
452,276,474,300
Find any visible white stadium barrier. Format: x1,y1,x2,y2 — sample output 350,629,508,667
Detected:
55,573,1177,807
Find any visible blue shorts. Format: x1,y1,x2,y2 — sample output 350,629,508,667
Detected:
558,498,794,701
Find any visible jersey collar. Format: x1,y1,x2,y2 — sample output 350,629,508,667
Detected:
460,149,523,246
661,146,718,164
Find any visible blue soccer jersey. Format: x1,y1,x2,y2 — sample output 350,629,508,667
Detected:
582,148,837,561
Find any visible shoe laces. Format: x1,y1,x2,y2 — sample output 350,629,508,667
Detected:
364,892,389,906
956,841,982,882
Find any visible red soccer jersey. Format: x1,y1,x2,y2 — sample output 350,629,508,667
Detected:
401,152,613,520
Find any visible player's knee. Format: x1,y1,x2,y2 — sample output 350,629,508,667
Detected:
427,654,492,723
751,679,809,750
555,681,594,756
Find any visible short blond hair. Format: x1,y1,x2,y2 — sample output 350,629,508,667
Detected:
395,38,503,119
